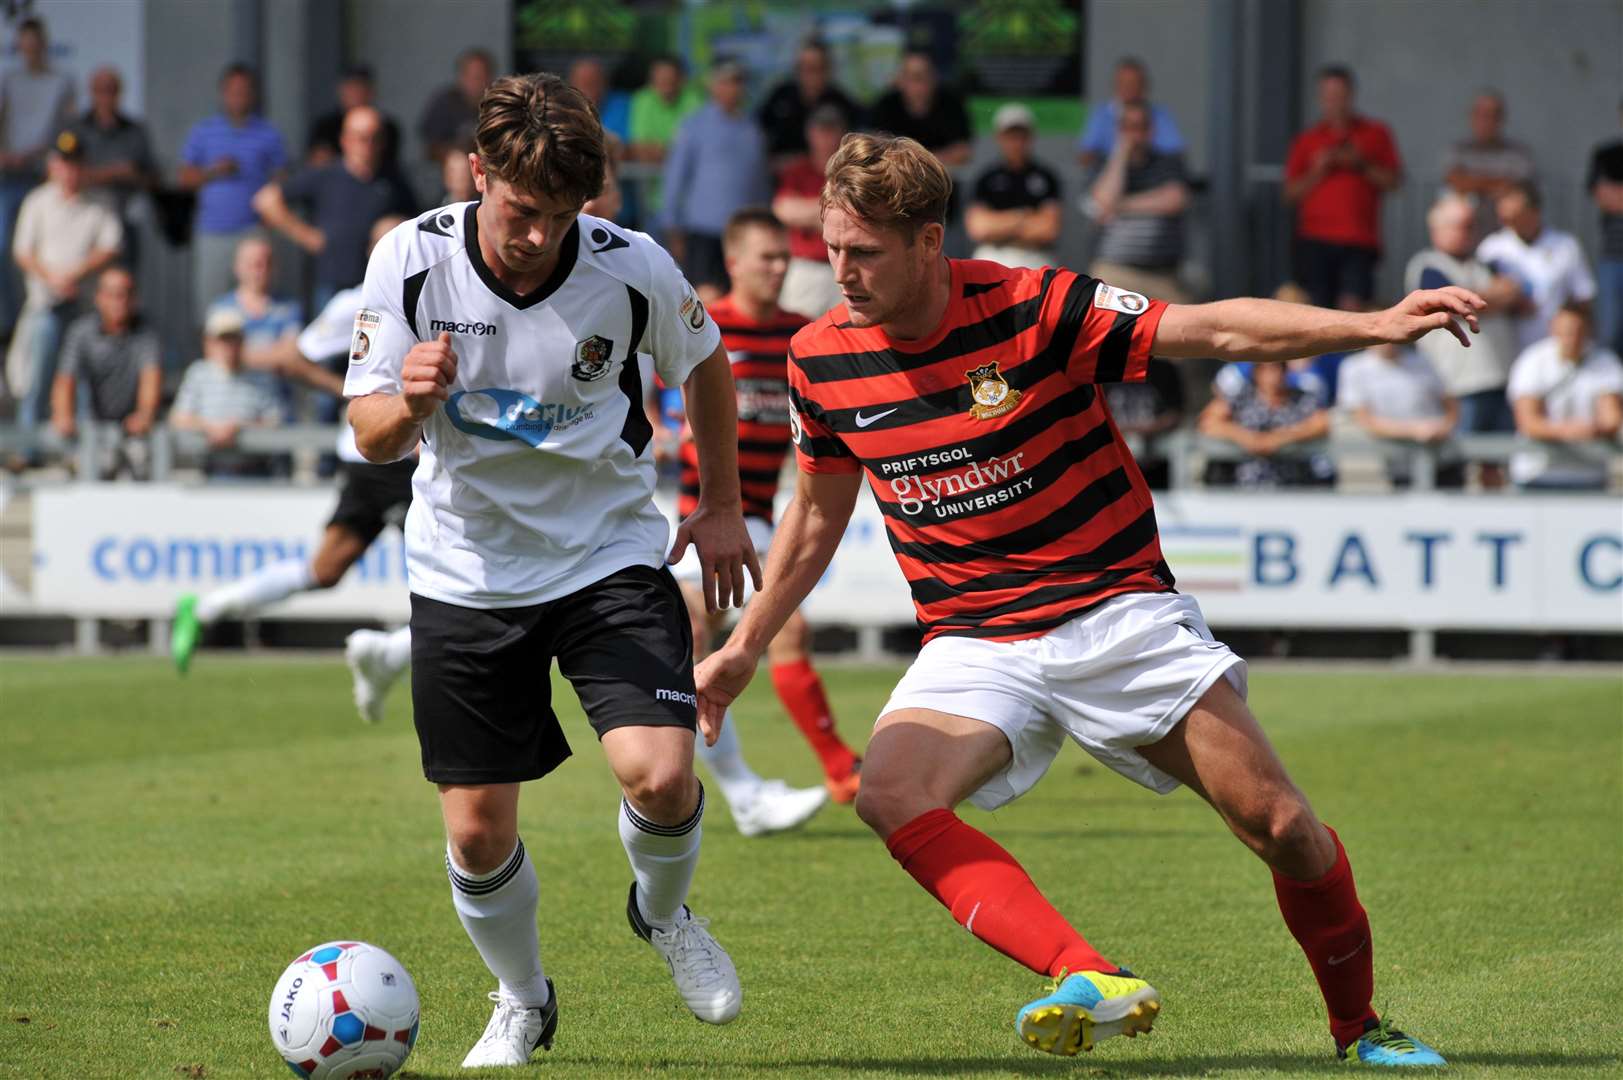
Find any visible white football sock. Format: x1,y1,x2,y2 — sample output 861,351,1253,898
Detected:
378,626,412,679
446,839,550,1008
195,558,314,623
694,709,763,807
619,784,704,931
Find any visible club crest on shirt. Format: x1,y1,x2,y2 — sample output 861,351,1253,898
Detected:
350,308,380,364
570,334,615,381
965,362,1022,421
678,287,708,334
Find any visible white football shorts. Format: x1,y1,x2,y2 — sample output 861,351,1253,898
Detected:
668,515,774,605
880,591,1246,809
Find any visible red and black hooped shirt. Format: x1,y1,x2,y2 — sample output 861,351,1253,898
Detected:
678,295,808,522
788,258,1175,643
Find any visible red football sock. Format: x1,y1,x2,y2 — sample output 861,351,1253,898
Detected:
1272,825,1378,1047
769,658,858,780
886,808,1112,977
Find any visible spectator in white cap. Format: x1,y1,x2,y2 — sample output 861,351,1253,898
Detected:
169,306,284,479
965,103,1062,271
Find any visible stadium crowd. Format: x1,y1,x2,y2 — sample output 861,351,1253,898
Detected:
0,17,1617,489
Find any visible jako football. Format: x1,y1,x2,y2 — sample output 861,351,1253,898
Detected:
268,941,419,1080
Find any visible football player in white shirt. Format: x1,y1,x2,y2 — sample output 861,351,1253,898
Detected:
346,75,758,1066
170,215,417,711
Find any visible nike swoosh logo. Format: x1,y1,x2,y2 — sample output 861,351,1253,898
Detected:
854,408,899,428
1327,938,1368,966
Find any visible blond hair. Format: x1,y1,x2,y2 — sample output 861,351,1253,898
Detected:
475,73,605,207
820,132,951,239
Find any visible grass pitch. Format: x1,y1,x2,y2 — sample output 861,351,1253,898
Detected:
1,657,1619,1079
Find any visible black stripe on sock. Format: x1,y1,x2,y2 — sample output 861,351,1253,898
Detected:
447,838,526,897
621,783,705,838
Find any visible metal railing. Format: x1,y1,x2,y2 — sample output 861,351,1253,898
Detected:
1,422,1617,493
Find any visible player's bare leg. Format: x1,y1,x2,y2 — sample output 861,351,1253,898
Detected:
857,709,1158,1054
602,725,740,1022
678,582,826,837
438,783,556,1065
765,609,863,800
1138,679,1444,1065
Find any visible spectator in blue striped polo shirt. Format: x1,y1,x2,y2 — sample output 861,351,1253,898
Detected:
177,64,288,325
169,306,283,479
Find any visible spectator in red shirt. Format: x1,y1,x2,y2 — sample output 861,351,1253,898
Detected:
772,104,846,319
1284,66,1402,311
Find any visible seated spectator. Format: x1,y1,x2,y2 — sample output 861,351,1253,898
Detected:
1442,90,1534,229
966,103,1061,271
1404,194,1523,433
69,66,155,261
1076,56,1184,171
1284,65,1402,311
1086,101,1188,300
1507,303,1622,490
254,105,416,307
206,234,301,409
417,48,492,165
6,131,121,455
757,39,862,164
48,265,160,479
1337,342,1460,486
177,64,288,317
306,65,400,172
627,55,704,221
1199,361,1335,488
169,308,283,479
773,105,846,318
568,56,631,149
1479,181,1597,353
1103,357,1184,489
661,59,771,298
0,16,76,336
1586,102,1623,357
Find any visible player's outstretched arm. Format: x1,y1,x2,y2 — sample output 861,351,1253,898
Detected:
693,469,862,744
348,331,457,462
1152,286,1486,363
670,343,763,612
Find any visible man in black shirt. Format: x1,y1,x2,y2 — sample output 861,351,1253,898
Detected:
756,40,862,164
869,50,971,168
1589,100,1623,357
966,103,1061,270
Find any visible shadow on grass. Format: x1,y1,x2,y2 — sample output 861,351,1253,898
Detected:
401,1049,1623,1078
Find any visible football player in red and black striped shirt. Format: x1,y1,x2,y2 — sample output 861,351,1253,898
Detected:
695,134,1477,1066
672,209,864,806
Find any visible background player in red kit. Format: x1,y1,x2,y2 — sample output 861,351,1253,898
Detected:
696,134,1480,1068
672,207,864,805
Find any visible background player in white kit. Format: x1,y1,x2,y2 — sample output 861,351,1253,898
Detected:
169,214,415,713
346,75,760,1066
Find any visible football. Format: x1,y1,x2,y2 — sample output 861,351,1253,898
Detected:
268,941,419,1080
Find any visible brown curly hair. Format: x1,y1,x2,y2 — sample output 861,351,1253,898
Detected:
475,73,606,207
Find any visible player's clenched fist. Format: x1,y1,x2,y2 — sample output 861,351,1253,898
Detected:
401,331,458,419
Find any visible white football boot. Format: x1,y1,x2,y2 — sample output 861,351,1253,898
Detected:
626,884,742,1023
728,780,828,838
460,983,558,1067
344,629,401,724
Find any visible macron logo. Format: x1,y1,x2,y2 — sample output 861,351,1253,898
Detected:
430,318,498,336
656,688,697,707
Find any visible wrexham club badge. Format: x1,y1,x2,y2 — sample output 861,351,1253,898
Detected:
570,334,614,381
965,362,1022,420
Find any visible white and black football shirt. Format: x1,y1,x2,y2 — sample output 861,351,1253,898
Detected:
344,203,720,608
